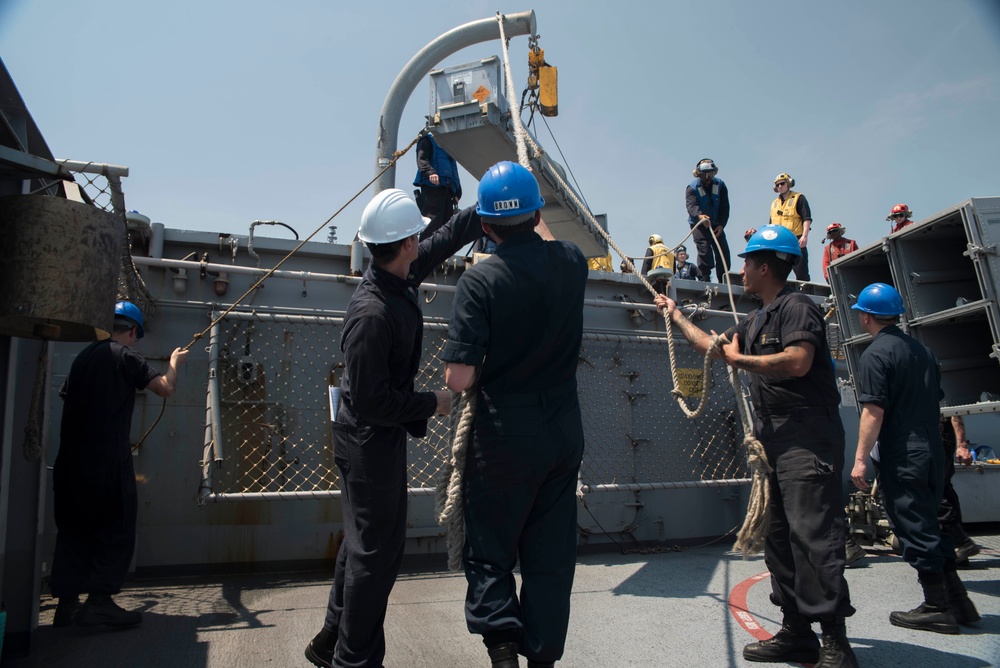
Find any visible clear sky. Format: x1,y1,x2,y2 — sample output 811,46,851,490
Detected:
2,0,999,280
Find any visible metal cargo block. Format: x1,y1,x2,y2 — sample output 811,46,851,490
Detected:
828,241,896,340
889,207,982,320
908,304,1000,407
962,196,1000,340
429,57,506,117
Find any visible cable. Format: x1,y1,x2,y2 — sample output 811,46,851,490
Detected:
133,133,424,451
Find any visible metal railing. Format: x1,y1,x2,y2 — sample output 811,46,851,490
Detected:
198,308,750,502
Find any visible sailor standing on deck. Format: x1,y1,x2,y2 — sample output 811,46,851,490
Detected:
849,282,980,634
685,158,731,282
51,301,188,628
768,173,812,281
672,245,700,281
304,189,481,668
655,226,857,668
442,161,588,668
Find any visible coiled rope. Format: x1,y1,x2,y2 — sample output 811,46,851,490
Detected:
436,13,769,559
435,384,477,571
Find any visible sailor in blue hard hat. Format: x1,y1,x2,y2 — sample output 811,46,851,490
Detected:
737,225,801,299
850,280,980,633
441,160,588,667
50,300,188,628
850,282,905,317
654,224,857,664
113,300,146,339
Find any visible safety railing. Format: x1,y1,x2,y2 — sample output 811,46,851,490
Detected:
198,308,749,502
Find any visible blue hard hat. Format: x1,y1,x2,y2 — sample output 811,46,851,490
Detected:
738,225,802,259
114,300,145,339
476,161,545,220
851,283,906,317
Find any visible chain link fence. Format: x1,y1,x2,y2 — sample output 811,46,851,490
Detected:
201,309,749,500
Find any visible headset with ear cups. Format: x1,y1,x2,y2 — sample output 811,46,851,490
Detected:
772,173,795,192
693,158,718,178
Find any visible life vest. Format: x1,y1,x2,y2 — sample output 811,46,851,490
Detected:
587,253,614,272
688,178,721,226
413,134,460,192
649,242,674,271
822,237,859,280
674,261,697,280
892,219,914,233
770,191,805,237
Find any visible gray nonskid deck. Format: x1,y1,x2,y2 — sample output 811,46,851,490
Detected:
14,530,1000,667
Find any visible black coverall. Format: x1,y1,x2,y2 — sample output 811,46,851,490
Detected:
50,340,159,599
728,285,854,621
321,206,480,667
442,230,588,664
858,326,955,573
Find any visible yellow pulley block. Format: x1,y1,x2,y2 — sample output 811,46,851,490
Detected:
539,65,558,117
527,46,546,85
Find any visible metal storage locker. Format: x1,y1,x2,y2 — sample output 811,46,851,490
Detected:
828,241,897,340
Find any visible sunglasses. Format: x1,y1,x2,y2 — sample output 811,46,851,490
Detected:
775,181,788,187
892,213,907,218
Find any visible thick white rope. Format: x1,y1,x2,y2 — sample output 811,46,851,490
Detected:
497,13,531,168
435,386,477,571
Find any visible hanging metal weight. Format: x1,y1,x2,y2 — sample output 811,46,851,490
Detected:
0,194,125,341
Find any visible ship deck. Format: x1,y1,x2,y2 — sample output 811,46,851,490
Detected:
11,526,1000,667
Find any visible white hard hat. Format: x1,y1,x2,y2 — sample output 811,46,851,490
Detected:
357,189,430,244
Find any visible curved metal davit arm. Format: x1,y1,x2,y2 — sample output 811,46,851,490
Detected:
374,10,537,192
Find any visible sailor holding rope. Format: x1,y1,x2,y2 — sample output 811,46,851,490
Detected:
655,226,857,668
442,161,588,668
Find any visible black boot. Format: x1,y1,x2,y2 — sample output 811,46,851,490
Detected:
889,571,959,634
53,596,80,628
944,564,981,625
954,537,980,564
844,536,866,568
526,662,555,668
815,618,858,668
75,593,142,628
743,610,819,663
487,641,520,668
304,627,336,668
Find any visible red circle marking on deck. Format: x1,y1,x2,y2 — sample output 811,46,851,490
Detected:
727,571,773,642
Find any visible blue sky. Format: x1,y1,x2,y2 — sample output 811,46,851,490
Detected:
2,0,998,280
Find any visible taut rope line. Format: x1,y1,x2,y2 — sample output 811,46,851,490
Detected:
133,134,424,452
183,133,423,352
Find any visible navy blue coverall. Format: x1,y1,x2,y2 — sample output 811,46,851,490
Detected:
414,134,462,240
51,340,160,600
442,229,588,664
321,206,480,667
728,285,854,621
858,325,955,573
685,177,731,282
